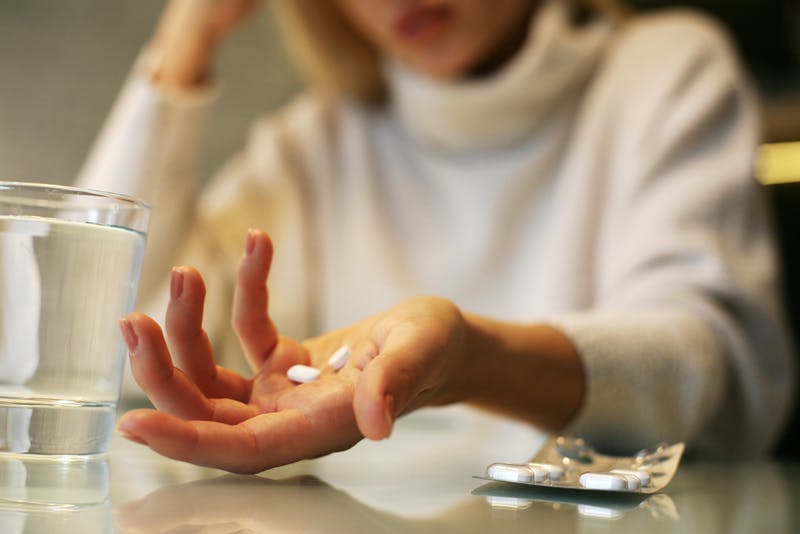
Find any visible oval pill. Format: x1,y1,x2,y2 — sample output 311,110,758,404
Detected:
530,462,564,481
529,466,549,483
610,468,651,487
487,463,535,483
287,364,321,383
328,345,351,370
619,473,641,491
578,472,628,491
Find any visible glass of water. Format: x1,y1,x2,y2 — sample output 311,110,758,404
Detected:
0,181,149,457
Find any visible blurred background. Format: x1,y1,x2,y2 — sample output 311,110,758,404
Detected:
0,0,302,185
0,0,798,453
0,0,797,186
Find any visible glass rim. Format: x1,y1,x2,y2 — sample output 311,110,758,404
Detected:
0,181,151,211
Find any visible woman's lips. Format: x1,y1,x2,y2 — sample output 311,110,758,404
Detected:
394,5,453,43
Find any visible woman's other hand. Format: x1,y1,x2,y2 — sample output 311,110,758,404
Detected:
149,0,259,87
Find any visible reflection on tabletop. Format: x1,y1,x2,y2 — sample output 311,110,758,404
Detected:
0,404,797,533
107,405,796,534
108,458,796,533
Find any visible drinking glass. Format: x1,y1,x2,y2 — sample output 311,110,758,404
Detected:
0,181,149,457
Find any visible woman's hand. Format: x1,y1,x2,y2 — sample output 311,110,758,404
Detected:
116,229,470,474
148,0,259,87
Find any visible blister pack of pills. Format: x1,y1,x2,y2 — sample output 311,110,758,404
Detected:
480,436,684,494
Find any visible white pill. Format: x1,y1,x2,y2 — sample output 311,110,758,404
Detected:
619,473,641,491
529,466,549,483
578,472,628,491
287,364,321,383
529,462,564,481
487,463,535,483
610,468,651,487
328,345,351,370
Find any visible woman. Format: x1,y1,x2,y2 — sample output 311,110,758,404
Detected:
79,0,793,473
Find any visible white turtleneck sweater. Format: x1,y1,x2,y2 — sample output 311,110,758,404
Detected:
78,2,793,458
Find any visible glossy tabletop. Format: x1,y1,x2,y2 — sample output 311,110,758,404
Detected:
1,406,797,533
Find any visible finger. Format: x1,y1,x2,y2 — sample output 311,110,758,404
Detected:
120,313,214,421
263,335,312,376
117,372,362,474
348,337,380,371
209,397,259,425
352,330,440,440
352,364,396,441
116,408,315,474
166,266,251,401
232,229,279,371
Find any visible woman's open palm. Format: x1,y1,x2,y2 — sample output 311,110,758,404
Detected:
117,230,467,473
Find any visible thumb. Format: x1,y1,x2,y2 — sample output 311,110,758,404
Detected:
352,338,438,440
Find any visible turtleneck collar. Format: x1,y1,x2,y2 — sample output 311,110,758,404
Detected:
385,0,612,152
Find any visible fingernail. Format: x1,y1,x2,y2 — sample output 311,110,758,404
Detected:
118,428,146,445
170,268,184,299
246,229,256,256
119,318,138,353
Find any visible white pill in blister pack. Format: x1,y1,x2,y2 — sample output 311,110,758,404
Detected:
488,463,548,483
481,436,683,495
578,472,628,491
487,463,535,483
529,462,564,481
529,466,549,483
618,473,641,491
328,345,351,370
610,468,651,487
287,364,321,383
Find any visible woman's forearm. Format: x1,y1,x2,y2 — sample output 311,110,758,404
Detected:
458,313,585,433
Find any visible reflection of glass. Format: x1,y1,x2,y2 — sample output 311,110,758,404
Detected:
0,454,109,509
0,504,112,534
0,182,148,458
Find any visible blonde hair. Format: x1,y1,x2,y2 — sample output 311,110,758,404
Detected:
273,0,629,103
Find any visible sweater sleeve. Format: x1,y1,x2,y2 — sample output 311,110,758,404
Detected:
73,55,229,397
75,53,217,314
554,13,794,455
75,46,325,387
